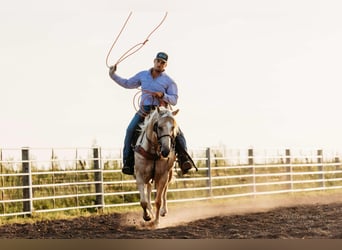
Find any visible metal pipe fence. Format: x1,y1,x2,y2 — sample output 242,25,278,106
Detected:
1,147,342,217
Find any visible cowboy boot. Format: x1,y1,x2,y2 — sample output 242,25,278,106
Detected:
122,159,134,175
178,153,193,175
175,132,197,175
122,128,141,175
122,153,135,175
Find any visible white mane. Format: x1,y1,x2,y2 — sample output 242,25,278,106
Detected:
139,107,173,132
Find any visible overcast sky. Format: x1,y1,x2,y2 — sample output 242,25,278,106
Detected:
1,0,342,150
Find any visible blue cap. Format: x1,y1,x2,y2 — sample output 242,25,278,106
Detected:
156,52,168,62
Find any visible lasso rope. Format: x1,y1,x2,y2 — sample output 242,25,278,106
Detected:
105,11,168,68
133,89,163,115
105,11,132,68
106,11,169,114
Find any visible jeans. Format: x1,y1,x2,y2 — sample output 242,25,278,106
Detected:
123,105,187,162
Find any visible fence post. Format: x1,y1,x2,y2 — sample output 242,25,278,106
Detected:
21,147,32,216
285,149,293,191
51,148,56,208
93,147,104,210
335,156,341,170
248,148,256,195
206,147,212,197
317,149,325,188
0,149,4,213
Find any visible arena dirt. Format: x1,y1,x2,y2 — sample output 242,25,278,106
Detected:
0,191,341,239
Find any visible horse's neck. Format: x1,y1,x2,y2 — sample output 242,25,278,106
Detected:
140,122,158,152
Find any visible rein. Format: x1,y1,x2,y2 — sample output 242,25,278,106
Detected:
135,112,175,163
135,129,174,161
135,129,160,161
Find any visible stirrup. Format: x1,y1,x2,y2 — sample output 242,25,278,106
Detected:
122,165,134,175
122,156,135,175
180,160,192,175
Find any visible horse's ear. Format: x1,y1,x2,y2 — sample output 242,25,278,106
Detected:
172,109,179,116
157,106,161,113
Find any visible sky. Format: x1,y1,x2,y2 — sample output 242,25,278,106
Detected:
1,0,342,150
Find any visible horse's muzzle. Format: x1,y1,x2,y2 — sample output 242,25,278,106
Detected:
161,148,170,158
158,134,173,158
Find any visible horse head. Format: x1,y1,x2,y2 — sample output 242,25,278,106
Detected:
153,107,179,158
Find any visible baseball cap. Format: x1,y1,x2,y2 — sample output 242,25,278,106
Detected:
156,52,168,62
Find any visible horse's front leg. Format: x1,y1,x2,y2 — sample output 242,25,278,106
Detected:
146,181,153,217
153,175,169,226
137,182,152,222
160,184,168,217
160,169,173,217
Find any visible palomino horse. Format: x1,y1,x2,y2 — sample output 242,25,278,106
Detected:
134,106,179,227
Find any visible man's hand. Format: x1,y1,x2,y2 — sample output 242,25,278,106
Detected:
109,64,117,75
153,92,164,99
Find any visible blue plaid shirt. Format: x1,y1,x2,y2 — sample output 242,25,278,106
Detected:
110,69,178,106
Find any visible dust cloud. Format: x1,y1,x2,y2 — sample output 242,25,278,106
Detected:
124,191,342,229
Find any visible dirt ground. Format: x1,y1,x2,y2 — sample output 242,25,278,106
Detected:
0,192,341,239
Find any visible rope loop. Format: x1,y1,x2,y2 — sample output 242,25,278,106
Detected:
106,11,168,68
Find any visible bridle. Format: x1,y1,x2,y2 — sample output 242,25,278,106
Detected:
153,121,176,149
134,116,176,168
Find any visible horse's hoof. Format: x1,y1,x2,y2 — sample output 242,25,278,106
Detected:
160,208,168,217
143,215,152,221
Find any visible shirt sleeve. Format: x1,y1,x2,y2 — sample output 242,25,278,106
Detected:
110,72,141,89
163,80,178,106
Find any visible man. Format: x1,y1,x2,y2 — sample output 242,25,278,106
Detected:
109,52,195,175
